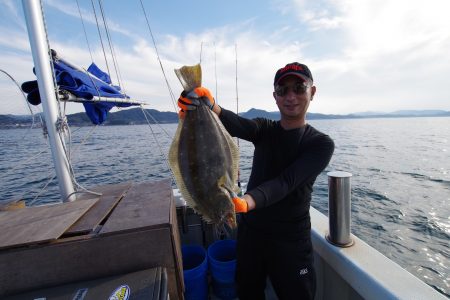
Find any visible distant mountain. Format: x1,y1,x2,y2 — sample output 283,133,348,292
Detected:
240,109,349,120
0,108,178,128
0,114,43,128
1,108,449,128
66,108,178,126
350,110,450,117
240,108,280,119
388,110,450,116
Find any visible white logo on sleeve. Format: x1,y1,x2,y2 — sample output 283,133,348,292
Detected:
299,268,309,276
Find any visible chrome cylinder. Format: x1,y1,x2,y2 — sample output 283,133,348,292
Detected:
326,171,354,247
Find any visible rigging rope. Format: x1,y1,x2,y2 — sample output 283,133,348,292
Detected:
28,173,57,206
140,108,173,139
139,0,178,112
29,1,213,202
97,0,125,92
235,44,239,122
6,146,49,179
214,42,218,104
64,1,176,194
139,105,176,184
200,41,203,64
235,44,241,191
63,124,103,198
76,0,94,63
0,68,40,127
90,0,111,77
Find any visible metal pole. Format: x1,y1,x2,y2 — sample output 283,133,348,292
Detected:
326,171,354,247
22,0,76,202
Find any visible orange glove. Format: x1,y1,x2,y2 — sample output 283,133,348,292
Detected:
232,194,248,213
178,87,215,119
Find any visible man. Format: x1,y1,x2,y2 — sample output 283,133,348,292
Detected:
178,62,334,299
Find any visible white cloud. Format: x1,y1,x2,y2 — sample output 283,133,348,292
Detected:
288,0,450,114
288,0,345,30
1,0,450,116
0,27,30,52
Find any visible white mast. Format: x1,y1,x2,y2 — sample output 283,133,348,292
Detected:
22,0,76,202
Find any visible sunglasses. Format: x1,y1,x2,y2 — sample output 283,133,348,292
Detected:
275,82,310,97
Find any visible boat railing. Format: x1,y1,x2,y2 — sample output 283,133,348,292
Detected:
312,171,446,300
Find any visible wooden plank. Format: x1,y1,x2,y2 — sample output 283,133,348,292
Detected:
100,179,173,235
169,196,185,292
0,198,98,250
66,182,132,235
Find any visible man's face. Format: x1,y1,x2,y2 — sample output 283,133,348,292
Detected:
273,75,316,122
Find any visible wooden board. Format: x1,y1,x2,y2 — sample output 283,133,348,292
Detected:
100,179,173,235
66,182,132,235
0,198,98,250
0,180,182,299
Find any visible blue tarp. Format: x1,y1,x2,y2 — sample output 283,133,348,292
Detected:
21,53,137,125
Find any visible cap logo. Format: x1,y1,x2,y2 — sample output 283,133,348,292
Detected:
280,65,304,73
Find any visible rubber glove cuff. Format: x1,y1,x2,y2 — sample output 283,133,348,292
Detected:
232,193,248,213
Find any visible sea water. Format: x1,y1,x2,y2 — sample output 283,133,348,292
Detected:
0,116,449,297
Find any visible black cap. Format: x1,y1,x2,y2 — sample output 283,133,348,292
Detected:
273,62,313,86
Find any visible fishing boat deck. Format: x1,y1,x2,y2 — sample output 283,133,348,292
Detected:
2,179,445,300
0,179,183,299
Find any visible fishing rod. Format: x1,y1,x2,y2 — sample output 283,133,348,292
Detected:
235,43,242,194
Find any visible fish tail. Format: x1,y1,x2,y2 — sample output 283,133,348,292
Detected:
174,64,202,91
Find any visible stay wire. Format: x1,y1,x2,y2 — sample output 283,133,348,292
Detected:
139,105,176,185
63,124,102,199
139,0,178,112
199,41,203,64
90,0,111,77
214,42,218,104
2,144,49,183
140,107,172,139
235,44,241,189
76,0,94,63
22,138,56,206
28,173,57,206
0,70,51,203
0,68,38,127
97,0,125,92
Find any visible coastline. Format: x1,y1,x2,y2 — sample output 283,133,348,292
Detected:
1,108,450,129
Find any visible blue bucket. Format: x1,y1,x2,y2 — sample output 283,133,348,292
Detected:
207,239,237,300
182,245,208,300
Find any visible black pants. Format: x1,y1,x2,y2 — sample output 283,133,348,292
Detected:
236,224,316,300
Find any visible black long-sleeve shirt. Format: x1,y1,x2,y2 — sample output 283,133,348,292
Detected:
219,108,334,239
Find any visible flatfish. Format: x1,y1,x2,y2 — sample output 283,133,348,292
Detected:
169,64,239,228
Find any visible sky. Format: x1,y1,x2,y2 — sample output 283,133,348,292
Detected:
1,0,450,116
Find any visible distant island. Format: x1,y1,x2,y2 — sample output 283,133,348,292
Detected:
1,108,449,128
